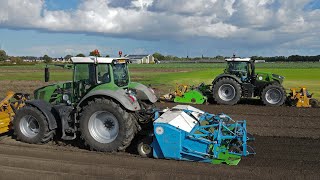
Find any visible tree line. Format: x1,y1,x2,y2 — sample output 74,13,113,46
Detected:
153,52,320,62
250,55,320,62
1,49,319,64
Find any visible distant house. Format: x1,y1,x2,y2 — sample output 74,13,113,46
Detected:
125,54,156,64
22,59,33,62
255,60,266,63
36,59,44,62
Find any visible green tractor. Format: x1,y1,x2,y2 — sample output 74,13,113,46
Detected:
212,57,286,106
13,56,157,152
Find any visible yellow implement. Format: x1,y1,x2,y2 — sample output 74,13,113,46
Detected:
289,87,319,108
0,91,28,134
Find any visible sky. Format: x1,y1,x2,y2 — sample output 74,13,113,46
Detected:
0,0,319,57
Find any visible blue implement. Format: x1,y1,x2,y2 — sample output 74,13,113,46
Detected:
152,105,255,165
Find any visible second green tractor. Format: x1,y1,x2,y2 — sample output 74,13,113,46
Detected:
212,57,286,106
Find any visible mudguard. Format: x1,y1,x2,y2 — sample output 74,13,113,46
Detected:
77,89,141,111
25,100,58,130
129,82,158,103
212,74,242,85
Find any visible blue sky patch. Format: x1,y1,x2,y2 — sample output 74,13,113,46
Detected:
45,0,79,11
304,0,320,10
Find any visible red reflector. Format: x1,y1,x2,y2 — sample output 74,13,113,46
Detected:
129,95,135,102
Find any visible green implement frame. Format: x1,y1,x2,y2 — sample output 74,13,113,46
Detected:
174,90,207,104
161,84,208,104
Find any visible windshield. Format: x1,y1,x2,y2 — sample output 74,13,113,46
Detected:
227,62,248,73
112,63,129,87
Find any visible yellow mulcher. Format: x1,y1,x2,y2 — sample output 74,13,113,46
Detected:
0,91,28,134
288,87,319,108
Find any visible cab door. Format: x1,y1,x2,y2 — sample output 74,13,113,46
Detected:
73,63,96,102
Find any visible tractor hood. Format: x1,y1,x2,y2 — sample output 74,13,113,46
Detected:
34,81,73,103
255,71,284,84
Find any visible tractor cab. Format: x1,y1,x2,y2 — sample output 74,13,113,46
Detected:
37,57,132,104
71,57,130,101
224,57,255,83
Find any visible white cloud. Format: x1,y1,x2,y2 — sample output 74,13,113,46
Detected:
0,0,319,55
131,0,153,10
0,0,8,23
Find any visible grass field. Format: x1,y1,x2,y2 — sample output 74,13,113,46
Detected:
0,62,319,99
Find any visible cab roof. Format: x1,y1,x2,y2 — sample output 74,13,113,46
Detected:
71,57,129,64
225,57,251,62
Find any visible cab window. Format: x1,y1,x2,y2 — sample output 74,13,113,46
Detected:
97,64,110,84
74,64,95,83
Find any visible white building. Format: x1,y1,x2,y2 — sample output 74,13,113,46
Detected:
125,54,156,64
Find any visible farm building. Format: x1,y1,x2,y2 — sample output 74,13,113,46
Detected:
125,54,156,64
255,60,266,63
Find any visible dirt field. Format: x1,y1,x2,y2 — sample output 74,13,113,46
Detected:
0,103,319,180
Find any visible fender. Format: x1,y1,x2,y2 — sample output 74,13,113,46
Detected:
25,100,58,130
77,89,141,111
212,74,242,85
129,82,158,103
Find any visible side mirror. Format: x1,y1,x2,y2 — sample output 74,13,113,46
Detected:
45,66,50,82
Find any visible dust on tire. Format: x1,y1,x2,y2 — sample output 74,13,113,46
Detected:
13,106,55,144
79,98,137,152
213,77,242,105
261,84,286,106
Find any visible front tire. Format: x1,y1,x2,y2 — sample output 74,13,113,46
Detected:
261,84,286,106
79,98,137,152
13,106,54,144
213,78,242,105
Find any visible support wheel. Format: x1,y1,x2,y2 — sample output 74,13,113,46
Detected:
137,137,153,158
213,77,242,105
261,84,286,106
310,98,319,108
13,106,55,144
79,98,137,152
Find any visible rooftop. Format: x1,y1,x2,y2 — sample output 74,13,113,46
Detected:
71,57,129,64
225,57,251,62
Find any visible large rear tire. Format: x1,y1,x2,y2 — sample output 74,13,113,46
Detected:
261,84,286,106
13,106,55,144
79,98,137,152
213,77,242,105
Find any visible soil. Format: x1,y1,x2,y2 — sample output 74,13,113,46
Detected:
0,103,319,180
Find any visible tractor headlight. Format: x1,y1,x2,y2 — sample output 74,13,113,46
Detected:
272,74,284,79
127,89,136,96
63,94,69,101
